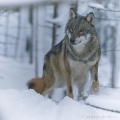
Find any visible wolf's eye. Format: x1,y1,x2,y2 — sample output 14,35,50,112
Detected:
80,28,84,32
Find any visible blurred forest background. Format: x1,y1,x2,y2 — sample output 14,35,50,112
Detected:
0,0,120,89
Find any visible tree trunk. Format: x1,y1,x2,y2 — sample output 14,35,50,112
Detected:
35,6,39,77
29,6,34,64
52,3,58,47
15,8,21,59
111,27,116,88
5,12,9,57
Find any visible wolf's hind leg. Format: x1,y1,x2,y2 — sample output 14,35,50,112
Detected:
47,90,54,99
90,63,99,93
66,84,73,98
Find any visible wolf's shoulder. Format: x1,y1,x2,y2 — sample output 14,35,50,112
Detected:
44,40,63,60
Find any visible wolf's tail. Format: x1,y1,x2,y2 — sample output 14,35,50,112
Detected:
27,78,45,94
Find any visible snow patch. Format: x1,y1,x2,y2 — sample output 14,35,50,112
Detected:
98,56,111,86
86,88,120,112
77,0,89,15
89,3,106,10
0,89,120,120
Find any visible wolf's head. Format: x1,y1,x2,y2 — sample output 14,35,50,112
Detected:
66,8,96,48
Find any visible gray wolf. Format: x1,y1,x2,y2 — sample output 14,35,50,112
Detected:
27,8,101,100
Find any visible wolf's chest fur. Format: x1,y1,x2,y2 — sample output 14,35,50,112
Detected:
68,57,98,82
66,36,100,83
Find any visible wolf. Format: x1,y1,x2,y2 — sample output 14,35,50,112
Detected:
27,8,101,100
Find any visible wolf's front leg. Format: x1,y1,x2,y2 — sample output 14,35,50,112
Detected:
77,75,89,100
78,84,85,100
65,71,73,99
64,58,73,99
90,63,99,94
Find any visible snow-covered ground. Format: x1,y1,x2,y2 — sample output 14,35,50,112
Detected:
0,89,120,120
86,88,120,112
0,56,120,120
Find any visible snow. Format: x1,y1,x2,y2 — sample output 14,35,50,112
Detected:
98,56,111,86
0,56,34,90
0,0,76,7
56,3,70,43
86,88,120,112
0,89,120,120
118,72,120,86
89,3,106,10
0,0,42,7
77,0,89,15
46,18,62,25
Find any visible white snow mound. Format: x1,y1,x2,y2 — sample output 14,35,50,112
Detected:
86,88,120,112
0,89,120,120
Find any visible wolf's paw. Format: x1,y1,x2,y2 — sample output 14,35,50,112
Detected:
92,80,99,94
67,93,73,99
77,96,88,101
77,92,88,101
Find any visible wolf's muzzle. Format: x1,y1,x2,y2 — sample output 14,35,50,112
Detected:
70,38,75,45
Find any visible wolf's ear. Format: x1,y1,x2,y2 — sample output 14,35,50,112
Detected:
69,8,77,20
86,12,95,26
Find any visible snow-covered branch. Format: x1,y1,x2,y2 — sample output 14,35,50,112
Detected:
0,0,77,8
89,3,106,10
89,3,120,12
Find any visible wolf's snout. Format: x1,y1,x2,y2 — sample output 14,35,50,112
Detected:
70,38,75,44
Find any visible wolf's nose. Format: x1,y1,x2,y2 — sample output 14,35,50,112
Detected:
70,39,75,44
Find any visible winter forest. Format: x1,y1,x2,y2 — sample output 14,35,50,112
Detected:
0,0,120,120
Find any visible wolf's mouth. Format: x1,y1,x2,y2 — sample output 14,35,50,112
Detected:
70,40,81,45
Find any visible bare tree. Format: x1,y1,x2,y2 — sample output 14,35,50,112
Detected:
52,3,58,47
15,8,21,58
29,6,34,64
4,11,9,57
111,26,116,88
35,6,39,77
